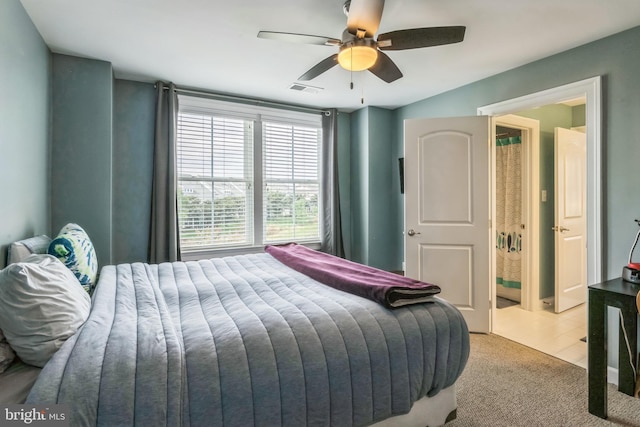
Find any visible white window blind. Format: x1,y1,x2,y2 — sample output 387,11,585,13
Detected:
177,113,253,249
263,122,320,243
176,95,322,252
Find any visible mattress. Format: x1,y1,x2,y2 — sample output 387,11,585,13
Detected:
27,253,469,426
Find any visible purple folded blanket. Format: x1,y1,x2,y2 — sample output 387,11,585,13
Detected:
265,243,441,308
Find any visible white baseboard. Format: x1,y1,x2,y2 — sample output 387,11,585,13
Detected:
496,285,521,303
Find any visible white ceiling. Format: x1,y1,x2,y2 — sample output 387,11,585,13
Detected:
20,0,640,112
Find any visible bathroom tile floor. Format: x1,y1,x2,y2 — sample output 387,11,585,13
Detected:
493,302,587,368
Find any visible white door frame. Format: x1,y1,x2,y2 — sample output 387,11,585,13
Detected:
478,76,603,319
493,114,541,312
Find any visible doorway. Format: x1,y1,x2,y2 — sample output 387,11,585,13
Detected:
492,107,588,367
495,125,524,306
492,114,540,312
478,77,602,365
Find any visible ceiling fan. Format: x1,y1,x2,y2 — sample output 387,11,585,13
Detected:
257,0,466,83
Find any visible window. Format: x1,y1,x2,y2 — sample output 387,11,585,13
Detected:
176,96,322,252
263,122,320,243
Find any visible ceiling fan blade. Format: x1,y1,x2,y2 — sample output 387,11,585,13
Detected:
368,51,402,83
258,31,341,46
346,0,385,37
377,26,466,50
298,54,339,81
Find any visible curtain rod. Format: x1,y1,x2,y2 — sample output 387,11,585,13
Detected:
158,84,332,116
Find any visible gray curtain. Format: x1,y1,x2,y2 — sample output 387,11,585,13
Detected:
149,82,180,263
320,108,345,257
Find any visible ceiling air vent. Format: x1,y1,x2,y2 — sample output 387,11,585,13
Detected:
289,83,323,94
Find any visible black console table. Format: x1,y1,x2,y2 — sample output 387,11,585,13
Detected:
588,277,640,418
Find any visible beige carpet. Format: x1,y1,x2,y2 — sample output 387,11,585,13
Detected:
448,334,640,426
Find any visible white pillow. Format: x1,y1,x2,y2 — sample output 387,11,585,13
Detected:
7,235,52,264
0,254,91,367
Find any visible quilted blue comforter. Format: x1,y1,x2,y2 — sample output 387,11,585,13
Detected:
27,253,469,426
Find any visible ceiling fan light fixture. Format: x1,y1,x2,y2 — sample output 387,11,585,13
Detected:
337,40,378,71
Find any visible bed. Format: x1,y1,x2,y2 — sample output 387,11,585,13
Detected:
3,235,469,427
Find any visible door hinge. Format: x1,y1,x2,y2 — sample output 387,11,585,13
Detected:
489,219,492,229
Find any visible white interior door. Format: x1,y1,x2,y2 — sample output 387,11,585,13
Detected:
404,116,491,333
554,127,587,313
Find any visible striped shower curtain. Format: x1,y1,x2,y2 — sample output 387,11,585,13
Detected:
496,136,522,289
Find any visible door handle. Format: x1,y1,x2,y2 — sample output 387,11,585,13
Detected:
407,229,421,237
551,226,570,233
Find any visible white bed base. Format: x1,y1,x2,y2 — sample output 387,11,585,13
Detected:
9,375,457,425
370,384,457,427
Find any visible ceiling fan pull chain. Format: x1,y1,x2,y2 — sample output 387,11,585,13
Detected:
350,49,354,90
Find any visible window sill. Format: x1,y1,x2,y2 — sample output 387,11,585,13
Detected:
180,241,321,261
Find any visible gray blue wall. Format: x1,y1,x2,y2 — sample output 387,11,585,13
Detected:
0,1,50,268
349,107,397,271
0,0,157,268
515,104,579,299
350,108,369,265
51,54,114,265
50,59,156,266
336,112,352,260
391,25,640,282
112,80,156,264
